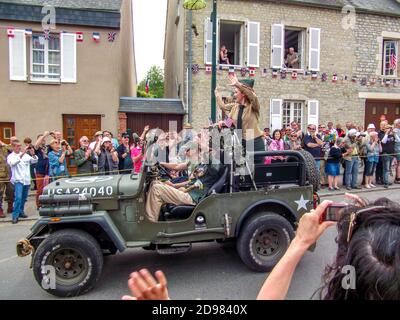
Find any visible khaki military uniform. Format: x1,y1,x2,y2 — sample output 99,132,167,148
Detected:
0,145,14,212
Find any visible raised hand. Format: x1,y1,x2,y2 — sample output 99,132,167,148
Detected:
122,269,169,301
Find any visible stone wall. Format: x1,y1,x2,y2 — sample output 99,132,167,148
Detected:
175,0,400,131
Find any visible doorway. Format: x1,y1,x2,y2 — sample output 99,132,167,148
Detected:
0,122,15,144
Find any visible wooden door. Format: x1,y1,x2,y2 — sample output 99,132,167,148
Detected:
365,100,400,129
63,115,101,175
0,122,15,144
126,113,183,136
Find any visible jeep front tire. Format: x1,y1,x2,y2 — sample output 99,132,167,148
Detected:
237,213,295,272
33,229,103,297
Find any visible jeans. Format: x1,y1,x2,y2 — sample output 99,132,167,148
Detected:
315,160,321,175
345,157,359,188
12,183,30,220
382,155,394,185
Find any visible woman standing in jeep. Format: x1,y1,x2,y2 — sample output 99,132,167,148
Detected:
215,74,265,163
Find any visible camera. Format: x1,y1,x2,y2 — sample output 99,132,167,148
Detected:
320,203,348,222
61,140,68,146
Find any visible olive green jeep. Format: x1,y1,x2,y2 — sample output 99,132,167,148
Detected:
17,149,319,297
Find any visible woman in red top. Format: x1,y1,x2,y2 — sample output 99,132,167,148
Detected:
131,140,144,174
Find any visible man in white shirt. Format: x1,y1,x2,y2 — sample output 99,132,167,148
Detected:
7,140,38,224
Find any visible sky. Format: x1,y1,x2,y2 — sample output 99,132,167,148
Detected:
133,0,168,83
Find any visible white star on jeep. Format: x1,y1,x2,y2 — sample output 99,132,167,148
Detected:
295,195,310,211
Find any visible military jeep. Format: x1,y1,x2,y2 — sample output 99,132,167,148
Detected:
17,149,319,297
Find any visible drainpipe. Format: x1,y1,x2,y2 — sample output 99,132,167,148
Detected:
187,10,193,124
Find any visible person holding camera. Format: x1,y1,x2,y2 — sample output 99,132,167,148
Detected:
117,133,133,174
343,129,362,190
48,139,70,181
95,137,119,175
7,140,38,224
380,124,396,188
303,124,324,174
34,131,51,209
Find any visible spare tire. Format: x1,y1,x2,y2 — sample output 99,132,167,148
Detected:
299,150,320,192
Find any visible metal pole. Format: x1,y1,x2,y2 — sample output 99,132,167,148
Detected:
210,0,217,122
188,10,193,124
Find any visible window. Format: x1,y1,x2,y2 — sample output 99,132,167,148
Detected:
271,24,320,71
219,21,244,66
282,101,304,130
31,34,61,81
284,28,305,70
383,40,398,76
3,128,12,139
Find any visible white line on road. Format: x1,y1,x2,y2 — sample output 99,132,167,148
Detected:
0,255,18,264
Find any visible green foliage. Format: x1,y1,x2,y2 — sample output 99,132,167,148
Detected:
137,90,155,98
137,66,164,98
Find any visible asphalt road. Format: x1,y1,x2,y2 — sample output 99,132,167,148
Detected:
1,188,399,301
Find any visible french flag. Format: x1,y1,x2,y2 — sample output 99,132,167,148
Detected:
7,27,15,38
76,32,84,42
145,78,150,93
92,32,100,43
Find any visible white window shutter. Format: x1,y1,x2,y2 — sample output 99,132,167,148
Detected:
308,28,321,71
307,100,319,126
271,24,284,69
204,18,213,65
247,21,260,67
9,29,27,81
270,99,283,131
61,33,77,83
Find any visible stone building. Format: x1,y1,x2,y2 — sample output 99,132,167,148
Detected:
0,0,136,150
164,0,400,132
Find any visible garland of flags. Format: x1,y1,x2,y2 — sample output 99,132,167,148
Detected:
4,26,118,43
192,63,400,88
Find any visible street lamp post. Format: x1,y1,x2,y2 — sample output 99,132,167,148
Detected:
184,0,218,123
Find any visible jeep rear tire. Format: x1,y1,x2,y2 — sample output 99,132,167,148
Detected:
33,229,103,297
237,213,295,272
299,150,320,192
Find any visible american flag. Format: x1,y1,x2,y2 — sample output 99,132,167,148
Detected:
108,32,117,42
224,116,234,128
390,53,397,70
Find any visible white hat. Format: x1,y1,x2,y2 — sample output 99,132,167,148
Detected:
367,124,376,130
101,137,112,145
348,129,358,136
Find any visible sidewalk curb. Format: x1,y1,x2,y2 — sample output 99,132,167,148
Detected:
319,185,400,198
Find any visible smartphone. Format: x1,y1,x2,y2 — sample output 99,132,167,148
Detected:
321,203,348,222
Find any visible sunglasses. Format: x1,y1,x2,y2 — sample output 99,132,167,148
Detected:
308,128,316,131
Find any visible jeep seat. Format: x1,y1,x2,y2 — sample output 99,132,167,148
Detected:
162,166,229,221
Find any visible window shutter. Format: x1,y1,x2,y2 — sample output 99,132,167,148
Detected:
307,100,319,126
308,28,320,71
247,21,260,67
204,18,213,65
271,24,284,69
270,99,283,131
61,32,77,83
9,29,27,81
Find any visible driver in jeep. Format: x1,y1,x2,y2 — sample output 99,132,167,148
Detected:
146,142,222,222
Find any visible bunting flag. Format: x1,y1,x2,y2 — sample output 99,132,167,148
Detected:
7,27,15,38
280,69,287,79
92,32,100,43
261,68,268,77
25,28,32,36
76,31,84,42
361,77,367,86
272,69,278,78
108,31,117,42
385,78,392,86
240,67,247,77
321,73,328,82
351,75,358,82
370,78,376,85
332,73,338,83
311,71,318,80
249,67,256,77
291,71,298,80
191,64,199,74
228,66,235,76
44,29,51,40
343,75,349,82
205,65,212,74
